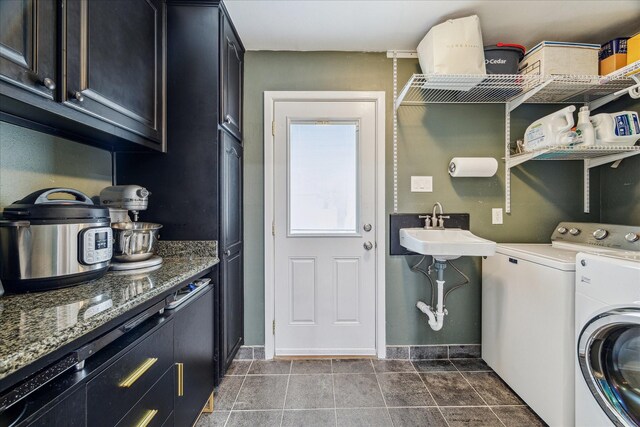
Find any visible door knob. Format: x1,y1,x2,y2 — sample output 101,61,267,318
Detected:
363,224,372,232
363,241,373,251
71,91,84,102
40,77,56,90
224,249,231,256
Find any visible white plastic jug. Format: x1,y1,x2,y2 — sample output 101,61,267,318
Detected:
523,106,577,151
590,111,640,146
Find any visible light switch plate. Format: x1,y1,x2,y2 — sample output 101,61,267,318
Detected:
492,208,503,225
411,176,433,192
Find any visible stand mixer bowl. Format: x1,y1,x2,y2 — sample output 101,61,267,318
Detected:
111,222,162,262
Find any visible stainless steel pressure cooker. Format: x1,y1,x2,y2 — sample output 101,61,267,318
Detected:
0,188,113,293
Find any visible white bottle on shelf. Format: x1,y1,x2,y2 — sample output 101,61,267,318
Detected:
590,111,640,146
576,106,595,146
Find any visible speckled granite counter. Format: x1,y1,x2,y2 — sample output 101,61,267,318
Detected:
0,241,218,386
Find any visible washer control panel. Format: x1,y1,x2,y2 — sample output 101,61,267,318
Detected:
81,227,113,265
551,222,640,252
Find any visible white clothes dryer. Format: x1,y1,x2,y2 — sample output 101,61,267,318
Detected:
575,252,640,427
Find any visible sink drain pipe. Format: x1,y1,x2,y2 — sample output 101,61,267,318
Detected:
416,260,448,331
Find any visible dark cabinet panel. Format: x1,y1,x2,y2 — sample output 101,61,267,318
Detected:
87,318,174,427
221,131,243,255
0,0,56,99
220,131,243,369
220,11,243,140
222,250,243,368
65,0,165,147
115,367,174,427
174,285,215,427
28,386,86,427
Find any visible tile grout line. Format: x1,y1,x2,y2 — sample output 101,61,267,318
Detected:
278,361,293,427
453,363,507,427
224,360,252,427
416,365,451,427
371,359,394,425
331,360,338,427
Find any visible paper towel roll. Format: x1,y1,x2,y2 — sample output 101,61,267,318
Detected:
448,157,498,177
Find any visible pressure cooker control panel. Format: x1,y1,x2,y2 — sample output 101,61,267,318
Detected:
80,227,113,265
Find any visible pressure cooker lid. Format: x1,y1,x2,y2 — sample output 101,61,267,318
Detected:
2,188,109,220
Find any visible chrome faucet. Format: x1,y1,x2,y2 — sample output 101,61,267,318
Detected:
431,202,450,229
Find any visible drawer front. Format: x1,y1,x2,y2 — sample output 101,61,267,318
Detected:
88,320,174,427
116,367,174,427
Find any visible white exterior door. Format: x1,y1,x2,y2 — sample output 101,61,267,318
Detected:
272,100,378,356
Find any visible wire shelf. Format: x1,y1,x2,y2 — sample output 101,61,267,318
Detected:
395,61,640,109
509,145,640,163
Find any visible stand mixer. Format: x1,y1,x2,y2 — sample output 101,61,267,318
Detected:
100,185,150,222
99,185,163,271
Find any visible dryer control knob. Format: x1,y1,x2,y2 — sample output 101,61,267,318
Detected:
593,229,608,240
625,232,639,243
557,227,568,234
569,228,581,236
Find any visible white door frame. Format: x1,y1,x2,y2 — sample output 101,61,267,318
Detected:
264,91,386,359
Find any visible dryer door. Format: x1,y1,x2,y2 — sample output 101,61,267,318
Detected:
578,308,640,427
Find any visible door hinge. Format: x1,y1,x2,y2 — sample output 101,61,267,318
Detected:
272,121,275,136
272,320,275,335
272,222,275,236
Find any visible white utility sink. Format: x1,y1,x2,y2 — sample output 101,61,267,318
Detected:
399,228,496,261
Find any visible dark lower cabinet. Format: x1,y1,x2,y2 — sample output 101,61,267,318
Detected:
87,317,174,427
220,131,244,368
3,281,217,427
173,285,215,427
28,386,86,427
0,0,57,100
115,367,174,427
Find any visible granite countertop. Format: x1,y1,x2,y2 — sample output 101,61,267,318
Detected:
0,241,218,384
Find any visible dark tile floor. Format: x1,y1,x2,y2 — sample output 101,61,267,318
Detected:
196,358,546,427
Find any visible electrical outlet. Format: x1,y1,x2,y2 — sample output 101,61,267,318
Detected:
411,176,433,192
492,208,503,225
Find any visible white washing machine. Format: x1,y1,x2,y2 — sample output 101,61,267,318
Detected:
575,251,640,427
483,222,640,427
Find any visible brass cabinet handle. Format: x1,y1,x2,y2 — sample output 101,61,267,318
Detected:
135,409,158,427
118,357,158,388
176,362,184,396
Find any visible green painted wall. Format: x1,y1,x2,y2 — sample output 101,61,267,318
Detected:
0,121,112,208
242,51,638,346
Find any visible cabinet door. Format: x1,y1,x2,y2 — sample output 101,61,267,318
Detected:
220,131,243,368
65,0,165,147
174,285,215,427
28,386,86,427
221,131,243,255
220,11,243,140
0,0,56,99
222,249,243,368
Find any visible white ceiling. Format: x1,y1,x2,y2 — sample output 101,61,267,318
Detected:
224,0,640,52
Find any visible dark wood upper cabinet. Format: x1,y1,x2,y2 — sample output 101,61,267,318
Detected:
64,0,165,148
0,0,57,100
220,11,243,140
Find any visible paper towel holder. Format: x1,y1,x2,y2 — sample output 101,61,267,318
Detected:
448,157,498,178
